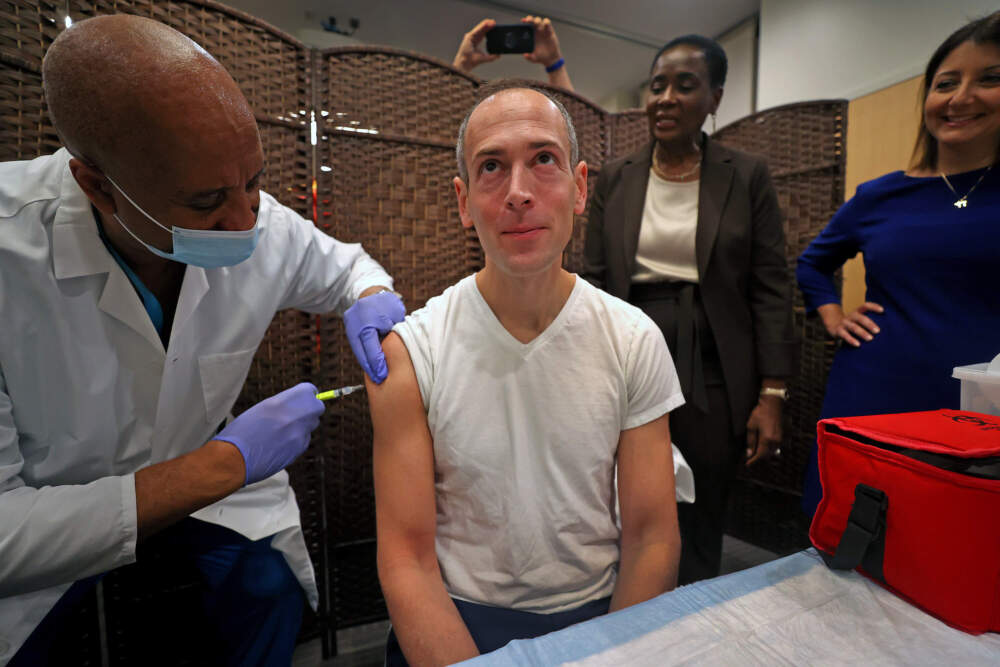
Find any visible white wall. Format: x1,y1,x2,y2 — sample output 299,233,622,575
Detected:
714,16,756,130
758,0,999,110
219,0,663,106
220,0,761,112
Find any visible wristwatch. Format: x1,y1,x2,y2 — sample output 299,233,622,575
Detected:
760,387,790,401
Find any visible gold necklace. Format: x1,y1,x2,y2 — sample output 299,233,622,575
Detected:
940,165,992,209
653,153,701,181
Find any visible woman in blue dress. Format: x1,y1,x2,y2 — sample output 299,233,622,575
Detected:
798,11,1000,516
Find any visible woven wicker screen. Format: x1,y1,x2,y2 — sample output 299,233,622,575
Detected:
611,109,654,160
1,1,62,161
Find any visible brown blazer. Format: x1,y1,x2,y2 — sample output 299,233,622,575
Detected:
583,136,797,433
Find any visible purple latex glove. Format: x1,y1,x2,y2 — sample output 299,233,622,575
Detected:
215,382,325,486
343,290,406,384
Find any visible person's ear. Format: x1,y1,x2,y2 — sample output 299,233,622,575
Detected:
69,158,116,216
710,86,723,115
454,176,475,230
573,161,588,215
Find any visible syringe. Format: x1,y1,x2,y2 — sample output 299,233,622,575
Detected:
315,384,365,401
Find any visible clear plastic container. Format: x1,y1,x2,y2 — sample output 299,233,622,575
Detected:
952,362,1000,417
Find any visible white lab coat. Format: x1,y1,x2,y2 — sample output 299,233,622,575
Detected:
0,149,393,662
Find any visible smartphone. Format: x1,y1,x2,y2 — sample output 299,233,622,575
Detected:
485,24,535,54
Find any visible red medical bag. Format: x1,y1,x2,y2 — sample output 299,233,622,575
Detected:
810,410,1000,634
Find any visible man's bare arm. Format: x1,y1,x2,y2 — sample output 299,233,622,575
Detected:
367,332,479,666
610,413,680,611
134,440,244,539
1,382,314,596
139,381,323,539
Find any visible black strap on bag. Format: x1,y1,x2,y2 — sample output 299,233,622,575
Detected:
820,483,888,581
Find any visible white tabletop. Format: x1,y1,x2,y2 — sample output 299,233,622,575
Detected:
459,549,1000,666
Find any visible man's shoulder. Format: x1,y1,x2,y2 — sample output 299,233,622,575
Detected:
575,278,657,333
0,151,68,221
0,153,70,276
573,280,669,375
394,275,474,341
254,190,309,237
241,191,332,272
387,276,476,410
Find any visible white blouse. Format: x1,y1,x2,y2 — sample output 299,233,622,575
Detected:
632,169,700,283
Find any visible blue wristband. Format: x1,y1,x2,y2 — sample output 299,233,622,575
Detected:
545,57,565,73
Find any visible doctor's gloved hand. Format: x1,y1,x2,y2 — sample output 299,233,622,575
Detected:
344,289,406,384
214,382,324,486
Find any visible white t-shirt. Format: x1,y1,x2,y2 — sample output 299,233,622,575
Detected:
632,170,700,283
393,274,684,613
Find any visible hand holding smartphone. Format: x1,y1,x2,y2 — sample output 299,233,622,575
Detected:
485,24,535,54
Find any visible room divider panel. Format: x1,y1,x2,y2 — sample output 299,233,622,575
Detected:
1,1,846,661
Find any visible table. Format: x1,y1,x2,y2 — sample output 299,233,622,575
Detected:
459,549,1000,666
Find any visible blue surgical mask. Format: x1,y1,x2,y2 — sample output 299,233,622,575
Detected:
105,175,258,268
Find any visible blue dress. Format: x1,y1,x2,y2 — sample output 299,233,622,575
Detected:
797,167,1000,516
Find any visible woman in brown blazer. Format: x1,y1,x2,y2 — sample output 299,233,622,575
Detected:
583,35,797,584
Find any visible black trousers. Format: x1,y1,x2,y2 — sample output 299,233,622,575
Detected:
630,281,744,585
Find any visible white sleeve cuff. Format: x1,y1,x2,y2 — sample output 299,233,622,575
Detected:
117,473,138,567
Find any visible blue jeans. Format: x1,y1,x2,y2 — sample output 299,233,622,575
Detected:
10,518,304,667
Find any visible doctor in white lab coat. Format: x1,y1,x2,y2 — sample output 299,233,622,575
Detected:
0,15,404,666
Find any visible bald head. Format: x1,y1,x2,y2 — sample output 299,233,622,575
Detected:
456,84,578,183
43,15,255,178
